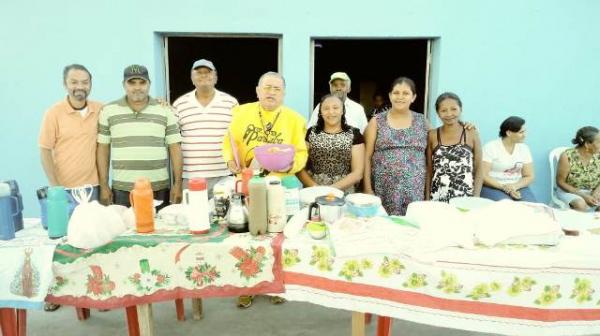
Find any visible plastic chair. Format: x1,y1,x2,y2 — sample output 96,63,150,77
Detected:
549,146,570,209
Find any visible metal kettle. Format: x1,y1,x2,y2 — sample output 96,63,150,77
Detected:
227,193,249,233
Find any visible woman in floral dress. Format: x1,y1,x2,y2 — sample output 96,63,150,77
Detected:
364,77,428,215
556,126,600,212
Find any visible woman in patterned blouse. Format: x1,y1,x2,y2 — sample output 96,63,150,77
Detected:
425,92,483,202
297,94,365,193
556,126,600,212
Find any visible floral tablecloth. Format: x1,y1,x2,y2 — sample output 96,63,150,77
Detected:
47,223,284,309
281,217,600,336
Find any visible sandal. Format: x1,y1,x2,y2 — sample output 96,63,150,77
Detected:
269,296,286,305
44,302,61,312
237,295,254,309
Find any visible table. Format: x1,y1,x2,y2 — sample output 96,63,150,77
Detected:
45,222,284,336
280,215,600,336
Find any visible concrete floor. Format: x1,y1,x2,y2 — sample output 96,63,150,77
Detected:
23,296,510,336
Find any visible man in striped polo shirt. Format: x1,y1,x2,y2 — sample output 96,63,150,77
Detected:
173,59,238,197
97,65,183,208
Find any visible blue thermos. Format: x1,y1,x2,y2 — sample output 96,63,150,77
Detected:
37,186,49,229
47,186,69,239
1,180,23,232
0,183,17,240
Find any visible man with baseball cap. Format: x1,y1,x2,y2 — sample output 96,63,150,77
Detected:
97,64,183,208
172,59,238,197
308,72,368,133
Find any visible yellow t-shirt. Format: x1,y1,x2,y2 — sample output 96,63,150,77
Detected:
223,102,308,177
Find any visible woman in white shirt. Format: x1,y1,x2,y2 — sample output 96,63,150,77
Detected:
481,116,537,202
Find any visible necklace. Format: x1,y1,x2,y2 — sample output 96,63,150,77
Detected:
258,106,282,134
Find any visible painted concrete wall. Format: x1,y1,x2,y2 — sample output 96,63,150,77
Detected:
1,0,598,215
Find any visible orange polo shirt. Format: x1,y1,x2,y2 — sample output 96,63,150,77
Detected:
38,98,103,188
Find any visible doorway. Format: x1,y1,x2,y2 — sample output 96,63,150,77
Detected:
165,35,281,104
311,38,431,118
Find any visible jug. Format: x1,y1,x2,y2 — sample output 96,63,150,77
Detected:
129,178,155,233
248,176,267,235
1,180,23,232
227,193,248,233
308,193,345,224
36,186,49,229
267,179,286,233
281,176,301,219
0,183,17,240
183,177,210,234
47,186,70,239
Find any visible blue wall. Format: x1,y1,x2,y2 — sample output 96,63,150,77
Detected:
1,0,598,216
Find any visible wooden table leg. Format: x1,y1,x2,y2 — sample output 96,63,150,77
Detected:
364,313,372,324
125,306,140,336
76,308,90,320
174,299,185,321
191,298,203,320
351,311,365,336
0,308,18,336
376,316,392,336
16,309,26,336
136,304,154,336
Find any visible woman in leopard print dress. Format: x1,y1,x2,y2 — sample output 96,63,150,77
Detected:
297,94,365,193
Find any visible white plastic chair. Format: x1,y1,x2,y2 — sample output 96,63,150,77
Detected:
549,146,570,209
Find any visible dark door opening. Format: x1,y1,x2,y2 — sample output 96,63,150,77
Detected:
313,39,429,117
166,36,280,104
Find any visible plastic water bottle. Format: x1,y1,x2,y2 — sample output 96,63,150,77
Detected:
281,176,301,218
129,178,155,233
267,179,286,233
248,176,267,236
47,186,70,239
184,177,210,234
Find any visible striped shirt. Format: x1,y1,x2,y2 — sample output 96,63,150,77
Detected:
97,97,182,191
173,89,238,178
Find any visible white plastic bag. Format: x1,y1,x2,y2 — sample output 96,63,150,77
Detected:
67,189,126,249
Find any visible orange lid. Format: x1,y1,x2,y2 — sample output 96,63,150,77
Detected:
188,177,207,191
133,177,152,190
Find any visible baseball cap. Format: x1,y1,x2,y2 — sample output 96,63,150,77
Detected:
191,59,216,71
123,64,149,82
329,72,351,83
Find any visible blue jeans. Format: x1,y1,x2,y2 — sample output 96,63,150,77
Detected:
480,186,537,202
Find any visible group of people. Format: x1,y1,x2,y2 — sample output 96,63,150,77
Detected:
38,59,599,309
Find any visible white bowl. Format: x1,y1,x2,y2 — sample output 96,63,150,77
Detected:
299,186,344,207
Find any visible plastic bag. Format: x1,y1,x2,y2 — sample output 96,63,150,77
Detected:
67,189,126,249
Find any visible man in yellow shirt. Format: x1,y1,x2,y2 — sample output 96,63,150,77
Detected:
222,72,307,308
223,72,307,177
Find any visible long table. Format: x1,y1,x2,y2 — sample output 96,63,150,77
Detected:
280,218,600,336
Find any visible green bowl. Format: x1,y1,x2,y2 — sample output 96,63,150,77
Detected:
306,221,327,239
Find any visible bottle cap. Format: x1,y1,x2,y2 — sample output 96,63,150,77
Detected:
188,177,207,191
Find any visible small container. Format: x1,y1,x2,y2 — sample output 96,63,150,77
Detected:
47,186,70,239
306,221,327,240
345,193,382,218
281,176,301,218
308,193,345,225
184,177,210,234
267,179,286,233
129,178,155,233
0,183,18,240
248,176,267,235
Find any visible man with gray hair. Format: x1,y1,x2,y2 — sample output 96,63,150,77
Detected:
222,72,307,308
173,59,238,197
223,71,307,178
308,71,368,133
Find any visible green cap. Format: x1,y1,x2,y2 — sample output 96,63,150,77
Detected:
281,176,301,188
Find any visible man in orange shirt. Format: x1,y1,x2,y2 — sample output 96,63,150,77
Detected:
38,64,103,311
